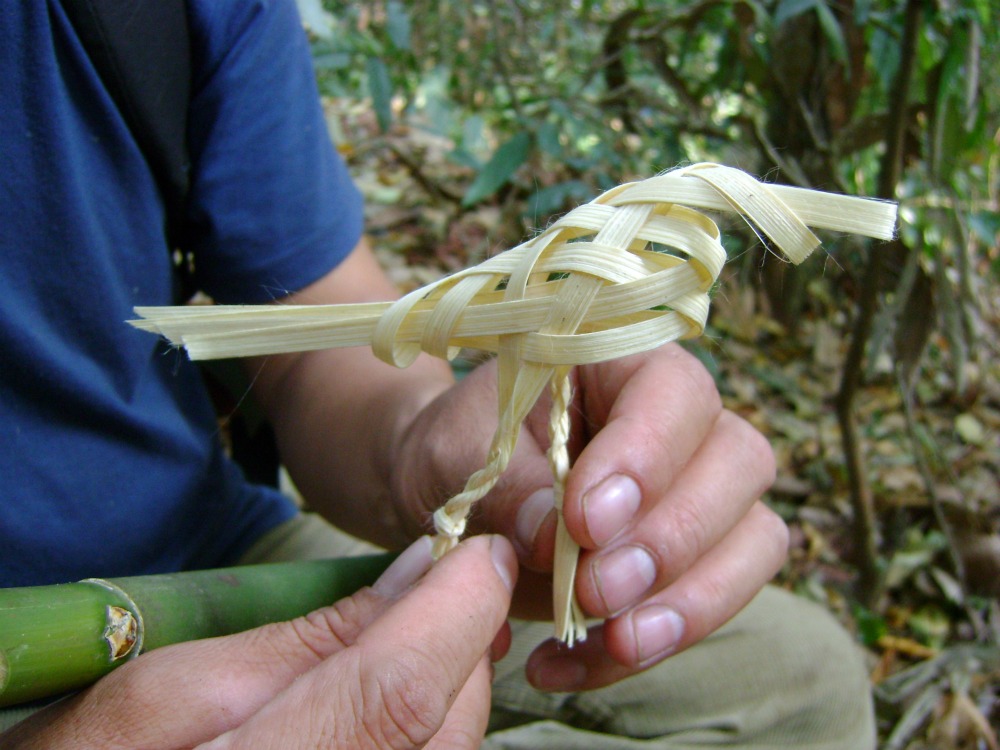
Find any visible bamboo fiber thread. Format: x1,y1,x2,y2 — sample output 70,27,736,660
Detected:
131,163,898,645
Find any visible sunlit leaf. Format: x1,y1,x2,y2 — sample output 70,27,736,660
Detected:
955,413,985,445
295,0,334,40
909,605,951,650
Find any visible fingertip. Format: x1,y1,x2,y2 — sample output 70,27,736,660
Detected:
513,488,556,561
488,534,518,593
525,641,588,692
579,473,642,548
447,534,518,596
489,620,513,662
372,535,434,597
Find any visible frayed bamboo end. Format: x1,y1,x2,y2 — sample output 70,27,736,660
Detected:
553,516,588,645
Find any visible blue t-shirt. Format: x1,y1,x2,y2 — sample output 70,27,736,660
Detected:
0,0,364,585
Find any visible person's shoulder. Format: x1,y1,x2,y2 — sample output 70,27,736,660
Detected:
187,0,306,77
187,0,302,45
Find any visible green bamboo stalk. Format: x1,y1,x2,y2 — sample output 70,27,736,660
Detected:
0,552,396,708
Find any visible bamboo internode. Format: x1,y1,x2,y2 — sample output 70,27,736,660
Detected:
0,554,396,707
132,163,898,644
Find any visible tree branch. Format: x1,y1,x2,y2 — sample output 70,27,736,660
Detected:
835,0,922,608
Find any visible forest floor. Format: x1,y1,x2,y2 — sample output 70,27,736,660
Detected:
328,99,1000,749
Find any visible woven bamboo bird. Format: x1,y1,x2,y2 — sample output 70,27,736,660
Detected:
132,163,897,644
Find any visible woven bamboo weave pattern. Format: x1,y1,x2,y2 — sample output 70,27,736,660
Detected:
132,162,898,644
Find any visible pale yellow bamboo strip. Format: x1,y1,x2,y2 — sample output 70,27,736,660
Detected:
132,260,707,360
682,164,820,264
431,204,649,561
514,201,654,639
613,165,898,240
548,367,586,645
129,163,898,645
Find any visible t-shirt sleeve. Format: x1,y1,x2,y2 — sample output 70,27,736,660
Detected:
183,0,364,303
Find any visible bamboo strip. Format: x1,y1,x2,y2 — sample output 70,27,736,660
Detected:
549,368,586,644
131,163,898,644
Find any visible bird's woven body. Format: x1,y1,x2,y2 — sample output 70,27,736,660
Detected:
132,163,898,644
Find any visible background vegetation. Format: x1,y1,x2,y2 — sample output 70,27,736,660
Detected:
300,1,999,746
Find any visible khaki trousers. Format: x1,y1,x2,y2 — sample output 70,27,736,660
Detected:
241,513,877,749
1,512,876,749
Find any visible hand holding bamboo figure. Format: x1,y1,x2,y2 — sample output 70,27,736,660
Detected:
1,536,521,747
132,163,897,645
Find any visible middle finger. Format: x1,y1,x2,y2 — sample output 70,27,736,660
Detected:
574,410,775,618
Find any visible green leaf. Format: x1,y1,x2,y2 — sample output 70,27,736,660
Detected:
366,57,393,133
527,180,591,218
968,210,1000,245
536,121,563,158
459,115,487,161
868,18,900,93
296,0,334,40
814,3,849,65
853,603,888,646
773,0,818,27
311,51,351,71
386,1,411,51
774,0,847,65
462,131,533,207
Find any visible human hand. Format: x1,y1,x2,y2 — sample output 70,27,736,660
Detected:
2,535,518,750
391,343,787,691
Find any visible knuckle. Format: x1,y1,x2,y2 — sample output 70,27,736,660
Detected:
692,567,733,613
304,590,381,649
757,504,791,565
359,653,445,748
722,411,777,493
621,414,673,458
239,591,376,672
673,351,723,415
657,498,712,574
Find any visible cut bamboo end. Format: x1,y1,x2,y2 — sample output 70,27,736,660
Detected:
0,578,139,707
0,554,396,708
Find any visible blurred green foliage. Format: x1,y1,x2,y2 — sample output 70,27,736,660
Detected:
305,0,997,388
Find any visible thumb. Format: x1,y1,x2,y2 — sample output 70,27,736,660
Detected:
171,535,440,717
202,534,519,749
2,537,438,750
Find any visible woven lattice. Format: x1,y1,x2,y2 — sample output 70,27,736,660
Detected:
132,163,897,644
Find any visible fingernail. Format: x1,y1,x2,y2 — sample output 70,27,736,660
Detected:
529,654,587,692
515,488,555,554
489,535,517,593
583,475,641,546
593,545,656,613
373,536,434,597
631,605,685,665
